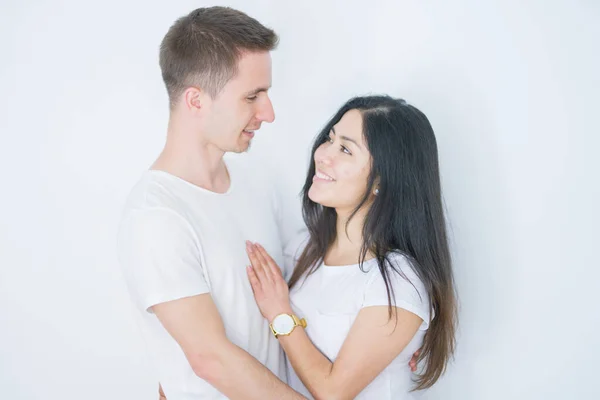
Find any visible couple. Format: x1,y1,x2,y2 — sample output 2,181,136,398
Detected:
117,6,457,400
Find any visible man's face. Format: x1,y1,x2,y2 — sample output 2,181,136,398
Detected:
200,51,275,153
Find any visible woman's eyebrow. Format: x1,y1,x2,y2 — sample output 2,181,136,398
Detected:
331,126,360,147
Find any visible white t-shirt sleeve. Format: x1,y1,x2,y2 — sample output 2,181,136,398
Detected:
118,207,210,313
362,253,431,330
282,228,310,281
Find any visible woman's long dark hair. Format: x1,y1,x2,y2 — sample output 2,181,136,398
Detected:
288,95,457,390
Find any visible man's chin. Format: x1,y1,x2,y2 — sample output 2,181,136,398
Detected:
227,143,251,154
238,139,252,153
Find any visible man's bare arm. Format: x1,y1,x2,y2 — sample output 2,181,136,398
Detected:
152,293,305,399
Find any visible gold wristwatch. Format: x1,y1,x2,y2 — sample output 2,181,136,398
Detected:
270,313,307,338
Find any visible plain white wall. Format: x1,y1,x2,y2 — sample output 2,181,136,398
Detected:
1,1,598,399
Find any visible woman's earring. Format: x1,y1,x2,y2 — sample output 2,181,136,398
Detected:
374,188,379,195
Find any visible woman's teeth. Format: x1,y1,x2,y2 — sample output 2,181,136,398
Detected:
315,171,334,181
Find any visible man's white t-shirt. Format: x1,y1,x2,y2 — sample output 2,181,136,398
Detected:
287,251,431,399
117,159,287,400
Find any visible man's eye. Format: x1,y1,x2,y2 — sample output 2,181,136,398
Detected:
247,96,258,101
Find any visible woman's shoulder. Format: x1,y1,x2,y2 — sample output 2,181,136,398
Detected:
283,228,311,280
364,251,421,283
362,251,431,325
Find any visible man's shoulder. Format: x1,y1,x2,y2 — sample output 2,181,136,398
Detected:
117,173,198,253
121,171,187,218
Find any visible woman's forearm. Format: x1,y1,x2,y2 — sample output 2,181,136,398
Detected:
279,328,338,399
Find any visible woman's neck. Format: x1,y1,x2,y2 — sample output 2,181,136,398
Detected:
325,207,373,266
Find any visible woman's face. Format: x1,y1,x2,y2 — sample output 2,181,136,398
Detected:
308,109,373,213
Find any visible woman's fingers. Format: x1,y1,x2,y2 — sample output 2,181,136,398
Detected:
251,243,275,283
246,241,269,284
255,244,283,279
246,265,261,294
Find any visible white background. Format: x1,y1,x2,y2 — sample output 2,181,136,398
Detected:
1,1,599,399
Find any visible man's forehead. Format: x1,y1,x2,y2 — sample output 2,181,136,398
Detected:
224,51,272,93
236,52,271,76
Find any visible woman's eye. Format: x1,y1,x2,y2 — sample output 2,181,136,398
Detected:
341,146,351,155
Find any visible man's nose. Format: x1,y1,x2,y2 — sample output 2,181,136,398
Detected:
256,95,275,123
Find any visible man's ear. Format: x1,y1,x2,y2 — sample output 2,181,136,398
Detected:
183,87,204,112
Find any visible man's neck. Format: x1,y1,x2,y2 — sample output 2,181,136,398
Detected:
151,118,231,193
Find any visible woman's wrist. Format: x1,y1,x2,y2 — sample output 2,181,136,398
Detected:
267,306,294,323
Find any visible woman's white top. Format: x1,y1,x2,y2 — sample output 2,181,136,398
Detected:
287,250,431,399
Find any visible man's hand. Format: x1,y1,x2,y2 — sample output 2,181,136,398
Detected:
158,384,166,400
409,349,421,372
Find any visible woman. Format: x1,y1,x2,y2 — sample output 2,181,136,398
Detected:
246,95,457,399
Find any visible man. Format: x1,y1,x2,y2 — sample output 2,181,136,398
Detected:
118,6,420,399
117,7,303,399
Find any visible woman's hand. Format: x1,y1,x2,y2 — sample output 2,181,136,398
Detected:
245,241,293,322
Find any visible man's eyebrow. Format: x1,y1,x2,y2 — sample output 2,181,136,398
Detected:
245,86,271,96
331,126,360,147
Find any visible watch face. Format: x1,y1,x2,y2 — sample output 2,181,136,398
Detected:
272,314,295,335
